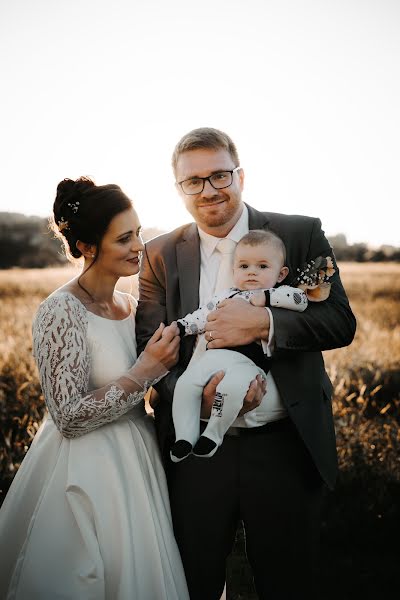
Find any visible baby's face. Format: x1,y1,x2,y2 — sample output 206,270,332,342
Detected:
233,242,287,290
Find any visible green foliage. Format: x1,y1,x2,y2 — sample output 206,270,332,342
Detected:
0,212,66,268
328,234,400,262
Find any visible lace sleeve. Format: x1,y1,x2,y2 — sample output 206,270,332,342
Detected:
32,293,166,438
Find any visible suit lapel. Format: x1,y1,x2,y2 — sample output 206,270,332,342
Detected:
176,223,201,315
246,203,270,230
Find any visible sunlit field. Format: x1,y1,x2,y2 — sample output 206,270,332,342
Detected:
0,263,399,599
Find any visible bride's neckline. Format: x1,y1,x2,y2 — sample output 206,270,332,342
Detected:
88,310,133,323
54,290,134,322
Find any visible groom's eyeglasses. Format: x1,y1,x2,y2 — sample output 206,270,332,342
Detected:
177,167,241,195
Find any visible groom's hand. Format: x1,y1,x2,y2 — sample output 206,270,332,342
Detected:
205,298,270,349
200,372,266,418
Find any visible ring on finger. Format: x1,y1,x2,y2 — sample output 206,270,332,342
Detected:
208,331,214,341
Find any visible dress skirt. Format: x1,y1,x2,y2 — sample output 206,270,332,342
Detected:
0,404,189,600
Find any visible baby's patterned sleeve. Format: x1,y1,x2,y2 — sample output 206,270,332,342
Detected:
177,289,235,336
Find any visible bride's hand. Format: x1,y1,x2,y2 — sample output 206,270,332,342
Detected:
144,322,180,370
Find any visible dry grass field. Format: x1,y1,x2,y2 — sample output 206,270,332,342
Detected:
0,262,399,599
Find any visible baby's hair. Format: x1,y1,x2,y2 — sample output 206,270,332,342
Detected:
237,229,287,263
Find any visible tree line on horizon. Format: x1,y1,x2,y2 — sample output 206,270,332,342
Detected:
0,212,399,269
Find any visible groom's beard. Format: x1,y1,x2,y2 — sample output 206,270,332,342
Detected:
185,192,242,230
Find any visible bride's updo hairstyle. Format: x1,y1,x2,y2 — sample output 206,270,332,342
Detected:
52,176,132,261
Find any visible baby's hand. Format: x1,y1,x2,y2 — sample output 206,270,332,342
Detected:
249,291,266,307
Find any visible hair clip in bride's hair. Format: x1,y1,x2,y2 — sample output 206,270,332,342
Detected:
58,217,70,232
67,201,80,214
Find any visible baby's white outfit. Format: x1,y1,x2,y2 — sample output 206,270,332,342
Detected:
172,285,308,455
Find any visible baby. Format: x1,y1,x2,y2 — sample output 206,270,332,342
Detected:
170,229,308,462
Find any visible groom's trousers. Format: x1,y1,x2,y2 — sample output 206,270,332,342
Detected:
168,417,325,600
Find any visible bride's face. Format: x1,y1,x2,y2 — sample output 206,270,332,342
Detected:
96,207,144,277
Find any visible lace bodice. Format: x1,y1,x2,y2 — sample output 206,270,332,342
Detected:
32,291,162,438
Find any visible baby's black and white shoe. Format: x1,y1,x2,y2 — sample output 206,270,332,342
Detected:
193,436,218,458
170,440,193,463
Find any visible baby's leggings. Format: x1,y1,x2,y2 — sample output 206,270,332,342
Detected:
172,349,267,448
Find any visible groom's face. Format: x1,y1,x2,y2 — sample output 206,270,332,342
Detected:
175,148,244,236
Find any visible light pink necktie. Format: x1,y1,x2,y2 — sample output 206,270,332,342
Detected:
189,238,236,365
214,238,237,294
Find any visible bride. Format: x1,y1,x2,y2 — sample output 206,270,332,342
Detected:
0,177,189,599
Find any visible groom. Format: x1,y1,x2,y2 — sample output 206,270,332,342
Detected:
136,127,356,600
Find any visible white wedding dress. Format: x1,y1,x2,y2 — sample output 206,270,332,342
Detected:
0,291,189,600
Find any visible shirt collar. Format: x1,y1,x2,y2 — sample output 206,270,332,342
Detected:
197,204,249,258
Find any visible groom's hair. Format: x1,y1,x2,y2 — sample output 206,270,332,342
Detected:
237,230,287,263
171,127,240,175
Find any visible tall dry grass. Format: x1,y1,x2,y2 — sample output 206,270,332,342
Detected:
325,264,399,475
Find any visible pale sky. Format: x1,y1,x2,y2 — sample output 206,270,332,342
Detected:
1,0,399,247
